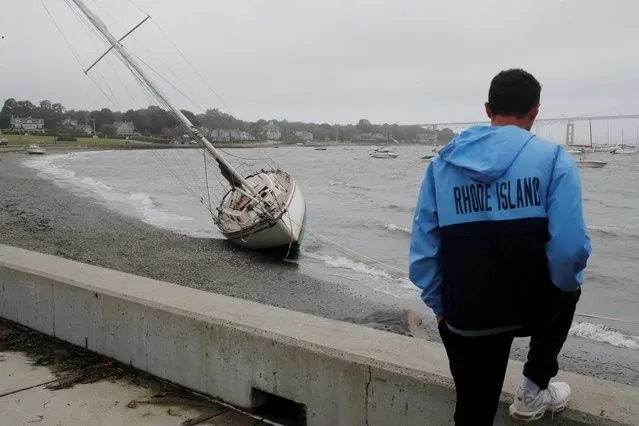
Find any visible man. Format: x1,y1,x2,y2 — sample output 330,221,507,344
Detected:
409,68,590,425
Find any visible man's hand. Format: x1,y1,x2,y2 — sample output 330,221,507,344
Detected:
436,316,443,324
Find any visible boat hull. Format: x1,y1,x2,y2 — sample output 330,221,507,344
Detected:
370,153,398,159
221,181,306,257
576,160,606,169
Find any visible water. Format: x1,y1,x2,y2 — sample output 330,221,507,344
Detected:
24,145,639,348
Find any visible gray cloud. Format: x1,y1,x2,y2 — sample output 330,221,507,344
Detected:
1,0,638,125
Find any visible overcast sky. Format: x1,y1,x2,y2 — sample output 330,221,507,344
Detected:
1,0,639,125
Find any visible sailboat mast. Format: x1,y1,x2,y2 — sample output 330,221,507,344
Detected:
69,0,256,194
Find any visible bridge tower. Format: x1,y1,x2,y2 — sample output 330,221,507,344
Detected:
565,121,575,146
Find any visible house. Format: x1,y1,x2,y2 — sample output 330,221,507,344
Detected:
294,130,313,142
10,116,45,133
354,132,386,142
60,119,94,135
262,122,281,141
113,121,135,136
416,132,437,144
78,124,93,135
208,129,255,142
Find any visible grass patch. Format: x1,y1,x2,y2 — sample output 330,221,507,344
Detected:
0,134,142,146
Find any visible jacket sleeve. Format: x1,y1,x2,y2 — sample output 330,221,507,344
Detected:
545,147,591,291
409,162,443,315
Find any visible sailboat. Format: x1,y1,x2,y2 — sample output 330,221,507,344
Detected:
64,0,306,259
574,119,606,169
314,137,328,150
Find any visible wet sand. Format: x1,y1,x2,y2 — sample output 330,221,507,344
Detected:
1,152,637,387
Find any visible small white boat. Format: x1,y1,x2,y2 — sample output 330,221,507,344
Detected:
576,160,606,169
592,146,616,153
370,146,399,159
611,147,637,155
25,144,46,155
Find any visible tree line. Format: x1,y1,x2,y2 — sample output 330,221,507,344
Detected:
0,98,456,143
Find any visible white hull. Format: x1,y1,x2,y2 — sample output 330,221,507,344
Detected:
26,145,46,155
370,152,399,159
218,172,306,253
576,160,606,169
612,148,637,155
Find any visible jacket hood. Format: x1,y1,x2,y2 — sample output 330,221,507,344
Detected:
438,125,535,183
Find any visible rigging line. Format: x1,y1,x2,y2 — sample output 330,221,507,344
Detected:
39,0,85,69
64,0,112,51
87,70,119,107
95,66,123,110
126,48,207,112
100,0,209,108
126,74,208,199
175,148,208,195
149,19,235,116
150,151,206,203
213,146,273,162
125,0,148,16
203,150,213,213
147,143,207,200
126,32,213,111
99,47,144,108
52,0,120,109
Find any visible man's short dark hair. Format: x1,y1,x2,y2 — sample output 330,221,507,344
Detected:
488,69,541,118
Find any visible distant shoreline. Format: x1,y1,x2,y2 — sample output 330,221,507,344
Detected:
0,140,440,153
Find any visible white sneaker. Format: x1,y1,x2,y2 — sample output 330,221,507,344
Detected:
509,382,571,422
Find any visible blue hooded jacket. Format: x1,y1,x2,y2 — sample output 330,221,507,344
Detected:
409,125,591,330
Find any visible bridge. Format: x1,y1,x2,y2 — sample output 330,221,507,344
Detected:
415,113,639,145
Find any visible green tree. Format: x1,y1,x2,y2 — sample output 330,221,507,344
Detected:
437,128,457,144
357,118,374,134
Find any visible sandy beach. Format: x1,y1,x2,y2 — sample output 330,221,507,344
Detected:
1,151,637,388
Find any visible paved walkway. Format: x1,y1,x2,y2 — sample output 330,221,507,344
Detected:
0,351,264,425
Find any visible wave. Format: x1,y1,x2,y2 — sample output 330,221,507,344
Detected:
385,204,415,213
384,223,411,235
328,180,369,190
569,322,639,350
587,224,639,239
23,154,194,230
301,250,416,292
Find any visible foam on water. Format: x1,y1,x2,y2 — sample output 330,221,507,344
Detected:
384,223,411,234
327,180,369,190
569,322,639,350
587,224,639,238
302,250,416,295
23,154,198,233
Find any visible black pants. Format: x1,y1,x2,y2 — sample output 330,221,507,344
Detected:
439,288,580,426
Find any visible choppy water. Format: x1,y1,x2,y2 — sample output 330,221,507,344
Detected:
24,145,639,348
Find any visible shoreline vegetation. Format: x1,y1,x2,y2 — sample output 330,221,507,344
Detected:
1,97,457,148
0,132,437,152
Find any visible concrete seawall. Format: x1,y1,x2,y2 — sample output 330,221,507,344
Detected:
0,244,636,426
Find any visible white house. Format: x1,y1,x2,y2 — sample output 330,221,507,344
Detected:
10,116,45,132
61,119,93,135
113,121,135,136
262,121,281,141
294,130,313,142
208,128,255,142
